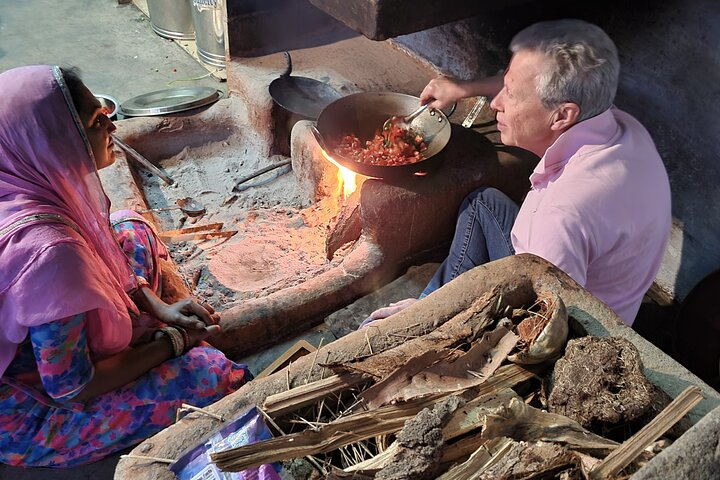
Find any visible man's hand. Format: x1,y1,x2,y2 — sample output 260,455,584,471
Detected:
359,298,419,329
420,74,504,110
420,77,468,110
156,299,219,330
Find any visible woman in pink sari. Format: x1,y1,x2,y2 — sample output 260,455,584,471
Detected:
0,65,252,467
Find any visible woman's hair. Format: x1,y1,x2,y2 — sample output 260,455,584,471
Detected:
58,66,87,113
510,19,619,122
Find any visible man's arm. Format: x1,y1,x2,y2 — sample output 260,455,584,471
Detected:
420,75,503,110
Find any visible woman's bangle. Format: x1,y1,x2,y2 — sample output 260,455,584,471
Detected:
157,327,185,357
135,275,150,288
175,326,191,352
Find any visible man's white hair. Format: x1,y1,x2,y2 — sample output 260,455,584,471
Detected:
510,19,620,122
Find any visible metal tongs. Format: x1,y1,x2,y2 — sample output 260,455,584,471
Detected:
112,134,174,185
382,104,440,131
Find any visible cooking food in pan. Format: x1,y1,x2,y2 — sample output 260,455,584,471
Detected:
336,123,427,166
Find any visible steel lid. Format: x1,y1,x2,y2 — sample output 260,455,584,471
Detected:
119,86,222,117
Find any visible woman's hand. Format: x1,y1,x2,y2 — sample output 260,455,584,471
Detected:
185,324,222,347
72,323,222,402
132,285,219,331
156,299,219,330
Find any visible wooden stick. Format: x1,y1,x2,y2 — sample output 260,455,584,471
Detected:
344,442,398,472
589,386,704,480
263,372,366,417
306,337,325,384
327,288,502,380
161,223,224,236
159,230,237,243
364,329,374,355
212,365,533,472
179,403,224,421
256,407,327,475
437,437,512,480
120,454,174,464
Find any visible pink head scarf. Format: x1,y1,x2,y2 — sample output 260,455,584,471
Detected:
0,65,138,377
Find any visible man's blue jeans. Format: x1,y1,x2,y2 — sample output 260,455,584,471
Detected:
421,187,519,297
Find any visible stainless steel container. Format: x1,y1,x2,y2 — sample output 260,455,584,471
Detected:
148,0,195,41
94,94,120,121
191,0,226,68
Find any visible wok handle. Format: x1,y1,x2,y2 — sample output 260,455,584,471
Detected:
445,102,457,118
281,51,292,77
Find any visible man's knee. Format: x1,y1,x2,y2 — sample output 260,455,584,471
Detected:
462,186,507,213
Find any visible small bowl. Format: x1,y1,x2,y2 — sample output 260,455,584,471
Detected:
94,94,120,121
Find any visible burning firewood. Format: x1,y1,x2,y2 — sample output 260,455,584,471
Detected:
325,189,362,260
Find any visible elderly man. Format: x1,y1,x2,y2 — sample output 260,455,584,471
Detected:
365,19,671,327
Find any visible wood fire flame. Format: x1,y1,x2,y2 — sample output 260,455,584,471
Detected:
320,147,357,199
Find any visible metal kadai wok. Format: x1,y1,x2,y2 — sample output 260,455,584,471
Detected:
314,92,452,180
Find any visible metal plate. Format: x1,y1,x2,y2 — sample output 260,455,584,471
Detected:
119,86,222,117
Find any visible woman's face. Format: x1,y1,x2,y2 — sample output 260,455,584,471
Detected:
76,85,117,170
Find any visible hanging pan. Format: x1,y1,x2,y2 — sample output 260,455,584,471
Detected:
268,51,343,120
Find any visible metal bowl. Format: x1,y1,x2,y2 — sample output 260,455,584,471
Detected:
94,94,120,121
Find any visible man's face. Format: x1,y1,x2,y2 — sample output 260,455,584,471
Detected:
490,50,559,157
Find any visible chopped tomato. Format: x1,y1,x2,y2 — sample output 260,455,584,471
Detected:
336,124,427,166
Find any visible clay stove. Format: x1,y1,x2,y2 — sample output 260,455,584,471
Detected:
103,2,541,360
110,92,536,360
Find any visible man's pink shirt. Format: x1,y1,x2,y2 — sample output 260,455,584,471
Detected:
511,107,671,325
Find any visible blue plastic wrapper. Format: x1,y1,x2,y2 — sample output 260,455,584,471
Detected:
170,406,282,480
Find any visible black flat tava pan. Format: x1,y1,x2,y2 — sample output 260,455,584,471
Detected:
315,92,451,180
269,51,343,120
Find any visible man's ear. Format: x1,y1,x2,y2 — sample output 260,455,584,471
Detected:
550,103,580,131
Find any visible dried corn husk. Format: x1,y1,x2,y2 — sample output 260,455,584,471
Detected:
508,293,568,364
